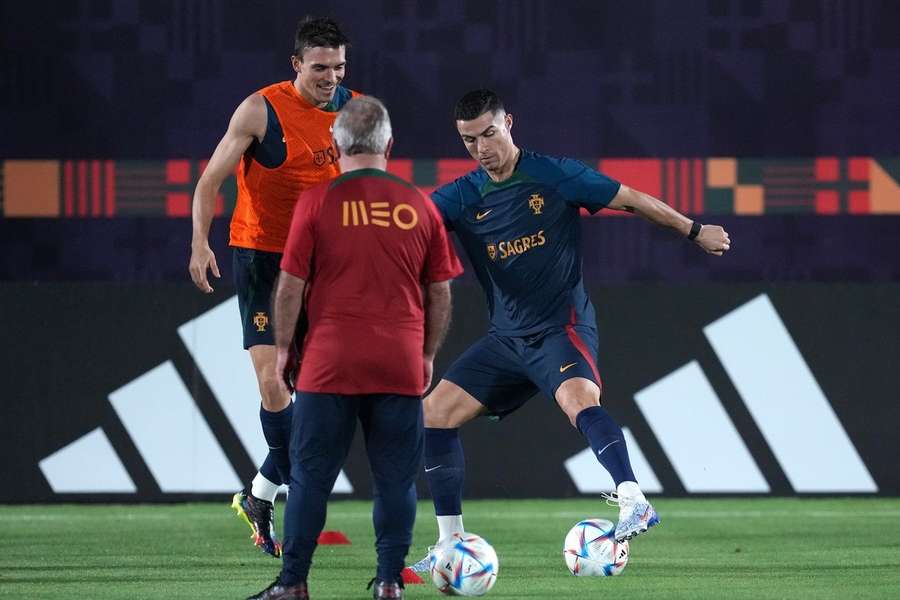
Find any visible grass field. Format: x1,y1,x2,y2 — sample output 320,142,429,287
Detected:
1,498,899,599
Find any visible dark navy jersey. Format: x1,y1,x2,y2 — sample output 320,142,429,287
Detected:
431,150,621,336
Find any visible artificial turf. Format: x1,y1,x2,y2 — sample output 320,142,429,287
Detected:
1,498,898,599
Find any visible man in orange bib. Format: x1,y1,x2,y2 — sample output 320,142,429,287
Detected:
189,16,359,558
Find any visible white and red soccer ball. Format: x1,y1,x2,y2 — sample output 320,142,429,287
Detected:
563,518,629,576
430,532,499,596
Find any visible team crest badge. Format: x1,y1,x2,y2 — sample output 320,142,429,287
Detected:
487,244,497,261
313,150,326,166
253,312,269,332
528,193,544,215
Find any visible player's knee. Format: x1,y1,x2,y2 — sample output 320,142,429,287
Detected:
556,378,601,427
422,392,453,427
258,372,290,410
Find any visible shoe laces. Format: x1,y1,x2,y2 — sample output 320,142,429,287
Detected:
601,491,640,509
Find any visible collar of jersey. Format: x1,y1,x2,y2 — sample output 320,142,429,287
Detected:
478,149,533,197
329,167,417,190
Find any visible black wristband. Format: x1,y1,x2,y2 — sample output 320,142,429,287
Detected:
687,221,702,240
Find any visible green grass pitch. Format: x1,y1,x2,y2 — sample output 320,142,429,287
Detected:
2,498,899,599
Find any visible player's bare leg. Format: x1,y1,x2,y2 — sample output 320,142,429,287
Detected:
556,377,659,542
410,380,486,572
233,345,293,558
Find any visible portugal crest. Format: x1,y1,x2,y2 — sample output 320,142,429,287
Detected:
253,312,269,332
313,150,326,166
528,193,544,215
487,244,497,261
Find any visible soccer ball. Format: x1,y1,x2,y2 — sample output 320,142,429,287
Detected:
430,532,499,596
563,518,629,576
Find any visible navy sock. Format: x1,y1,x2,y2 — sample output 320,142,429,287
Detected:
575,406,636,486
373,482,417,582
258,453,282,487
260,402,293,485
424,428,465,516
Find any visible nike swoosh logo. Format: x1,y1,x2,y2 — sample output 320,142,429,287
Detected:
475,209,493,220
596,440,620,456
559,362,578,373
424,465,443,472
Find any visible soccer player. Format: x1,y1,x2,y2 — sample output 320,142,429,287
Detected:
188,17,359,557
411,89,732,570
247,97,463,600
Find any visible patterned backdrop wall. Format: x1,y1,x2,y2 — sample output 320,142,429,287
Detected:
2,0,899,161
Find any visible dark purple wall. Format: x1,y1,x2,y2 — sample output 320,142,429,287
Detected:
3,0,900,159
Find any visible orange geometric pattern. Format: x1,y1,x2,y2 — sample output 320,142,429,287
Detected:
2,157,899,217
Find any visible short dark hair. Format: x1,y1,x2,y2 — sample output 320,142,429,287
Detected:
293,16,350,58
454,89,505,121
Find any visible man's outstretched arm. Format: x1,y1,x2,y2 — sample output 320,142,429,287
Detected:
607,184,731,256
273,271,307,393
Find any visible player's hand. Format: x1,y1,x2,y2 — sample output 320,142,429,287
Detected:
694,224,731,256
277,345,299,395
189,241,221,293
423,355,435,393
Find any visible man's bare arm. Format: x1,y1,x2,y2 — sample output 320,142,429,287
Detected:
424,280,452,359
422,280,452,391
607,184,731,256
189,94,267,292
273,271,307,393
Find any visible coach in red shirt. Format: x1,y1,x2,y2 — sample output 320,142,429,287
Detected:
247,96,463,600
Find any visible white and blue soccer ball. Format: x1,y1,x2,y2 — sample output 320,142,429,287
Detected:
563,518,629,576
430,532,499,596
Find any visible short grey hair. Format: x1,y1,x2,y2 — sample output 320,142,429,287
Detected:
333,96,392,156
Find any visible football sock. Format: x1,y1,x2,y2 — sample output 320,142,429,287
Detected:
575,405,636,487
373,482,417,582
251,470,280,503
437,515,465,541
424,428,465,520
260,402,293,485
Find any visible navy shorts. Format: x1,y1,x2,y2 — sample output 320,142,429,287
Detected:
290,392,424,492
233,247,281,349
442,325,602,419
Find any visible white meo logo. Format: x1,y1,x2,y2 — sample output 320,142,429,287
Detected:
564,294,878,494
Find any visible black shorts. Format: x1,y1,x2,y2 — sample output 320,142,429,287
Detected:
233,247,281,349
442,325,602,419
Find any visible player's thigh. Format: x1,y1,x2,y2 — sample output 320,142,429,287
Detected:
433,334,538,424
360,394,423,488
233,247,281,350
524,325,603,412
291,392,358,489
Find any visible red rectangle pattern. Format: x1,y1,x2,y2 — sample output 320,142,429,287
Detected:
815,157,839,181
387,159,413,182
91,161,101,216
666,159,676,207
848,157,869,182
437,159,478,186
105,161,115,216
815,190,839,214
78,161,87,216
597,159,662,199
166,192,191,216
679,159,690,213
64,161,74,216
167,160,191,184
693,159,704,214
848,190,870,214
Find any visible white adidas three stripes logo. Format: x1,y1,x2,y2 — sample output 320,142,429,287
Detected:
40,294,877,495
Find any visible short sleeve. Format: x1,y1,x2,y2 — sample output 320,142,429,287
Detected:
423,201,464,283
280,189,319,280
430,182,464,231
553,157,621,214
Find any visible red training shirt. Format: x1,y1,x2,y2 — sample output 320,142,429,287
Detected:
280,167,463,396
